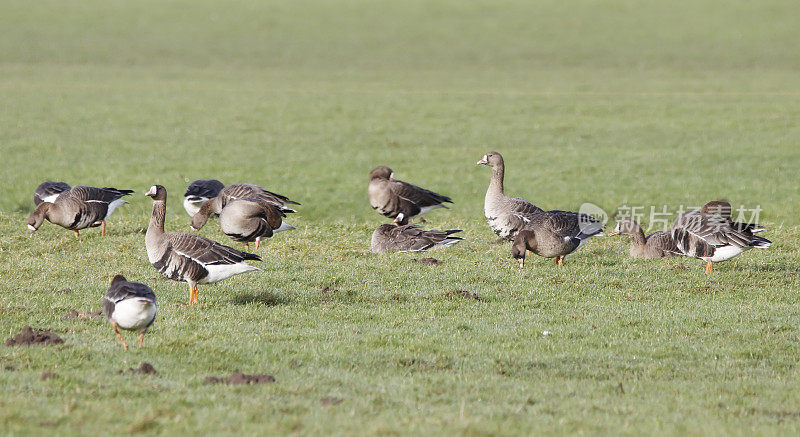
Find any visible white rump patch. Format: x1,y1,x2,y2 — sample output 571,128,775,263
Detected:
201,262,261,284
112,298,156,331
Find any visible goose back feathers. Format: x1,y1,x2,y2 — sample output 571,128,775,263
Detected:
183,179,225,217
27,186,133,237
477,152,543,240
700,200,764,235
368,166,452,221
33,181,70,206
371,218,463,253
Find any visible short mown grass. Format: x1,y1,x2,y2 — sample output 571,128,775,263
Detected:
1,0,799,435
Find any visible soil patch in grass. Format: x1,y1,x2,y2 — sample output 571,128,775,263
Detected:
205,372,275,385
5,327,64,346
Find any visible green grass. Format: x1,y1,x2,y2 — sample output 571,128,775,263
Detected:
2,0,800,434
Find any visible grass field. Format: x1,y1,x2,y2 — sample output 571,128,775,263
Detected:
2,0,800,435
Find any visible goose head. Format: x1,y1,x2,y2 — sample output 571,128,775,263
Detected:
476,151,503,168
369,166,393,181
145,185,167,201
608,219,640,237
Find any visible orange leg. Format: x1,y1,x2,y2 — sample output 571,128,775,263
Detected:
255,240,260,250
113,322,129,350
244,243,249,250
73,230,80,240
705,261,713,274
556,256,564,266
101,221,106,236
526,249,531,257
189,285,199,305
137,332,145,347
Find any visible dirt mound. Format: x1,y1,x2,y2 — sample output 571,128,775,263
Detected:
205,372,275,385
40,372,58,380
413,257,442,265
321,286,339,294
120,363,157,375
5,327,64,346
63,310,103,319
321,397,344,405
446,290,482,301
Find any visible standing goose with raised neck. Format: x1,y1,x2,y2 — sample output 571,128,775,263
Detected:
191,183,299,230
33,181,71,206
511,209,603,268
145,185,262,306
700,200,765,235
477,151,543,241
368,166,453,222
218,198,296,250
183,179,225,217
27,186,133,239
103,275,157,350
608,219,682,259
671,210,771,274
370,213,463,253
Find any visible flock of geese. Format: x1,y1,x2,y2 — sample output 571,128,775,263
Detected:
26,151,771,349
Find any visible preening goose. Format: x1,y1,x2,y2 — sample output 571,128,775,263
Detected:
145,185,262,306
671,210,771,274
368,166,452,222
33,181,70,206
371,213,462,253
103,275,157,350
477,152,543,241
608,219,682,259
27,186,133,239
191,183,299,229
218,198,296,250
511,210,603,268
183,179,225,217
700,200,764,235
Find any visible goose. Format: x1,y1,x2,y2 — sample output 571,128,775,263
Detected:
700,200,764,235
511,210,603,268
27,186,133,239
191,183,299,229
145,185,261,306
217,198,296,250
371,213,463,253
103,275,157,350
671,210,771,274
608,219,682,259
183,179,225,217
477,152,543,241
33,181,70,206
368,166,452,222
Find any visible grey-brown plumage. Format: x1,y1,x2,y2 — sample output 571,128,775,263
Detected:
33,181,70,206
183,179,225,217
145,185,262,306
371,214,462,253
609,219,682,259
368,166,452,222
477,152,543,241
671,210,771,274
103,275,157,350
27,186,133,238
191,183,299,230
218,198,296,250
511,210,603,267
700,200,764,236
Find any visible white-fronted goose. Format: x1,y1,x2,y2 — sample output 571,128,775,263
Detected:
217,198,296,250
191,183,299,229
27,186,133,239
671,210,771,274
700,200,765,235
183,179,225,217
371,213,462,253
368,166,452,222
103,275,157,350
511,210,603,268
608,219,682,259
145,185,261,306
477,152,543,241
33,181,70,206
